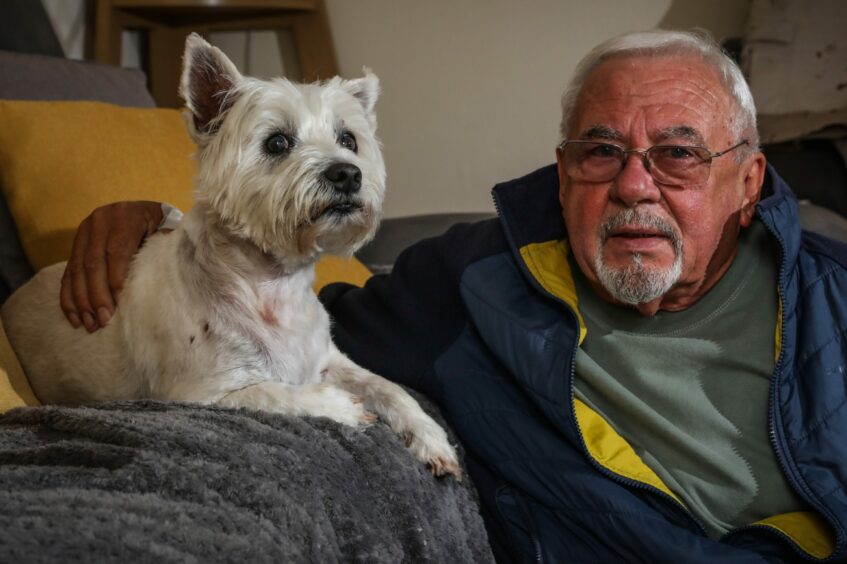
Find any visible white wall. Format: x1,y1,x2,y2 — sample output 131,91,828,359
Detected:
41,0,750,218
325,0,749,217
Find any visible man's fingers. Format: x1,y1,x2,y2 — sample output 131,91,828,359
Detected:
83,209,117,328
65,222,99,332
59,267,81,328
83,251,114,328
60,201,169,330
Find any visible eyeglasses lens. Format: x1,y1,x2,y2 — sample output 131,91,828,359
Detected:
564,142,712,185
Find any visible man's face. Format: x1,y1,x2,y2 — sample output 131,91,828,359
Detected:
557,55,765,315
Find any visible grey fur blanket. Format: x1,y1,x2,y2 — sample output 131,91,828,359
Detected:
0,400,492,563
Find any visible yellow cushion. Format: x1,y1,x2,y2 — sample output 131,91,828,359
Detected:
0,318,39,412
313,254,371,292
0,99,373,286
0,100,196,270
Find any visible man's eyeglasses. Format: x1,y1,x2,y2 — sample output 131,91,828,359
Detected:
557,139,749,186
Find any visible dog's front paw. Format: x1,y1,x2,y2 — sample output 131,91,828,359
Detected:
404,419,462,481
308,384,377,427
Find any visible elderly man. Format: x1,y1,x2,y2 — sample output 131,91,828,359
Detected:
60,30,847,562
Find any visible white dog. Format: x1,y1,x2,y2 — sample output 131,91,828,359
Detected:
2,34,460,479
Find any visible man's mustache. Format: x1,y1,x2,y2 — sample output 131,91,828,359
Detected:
600,209,682,250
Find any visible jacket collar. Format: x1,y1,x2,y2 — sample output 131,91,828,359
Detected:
491,164,564,254
754,163,802,275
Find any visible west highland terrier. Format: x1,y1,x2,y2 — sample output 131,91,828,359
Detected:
2,34,460,479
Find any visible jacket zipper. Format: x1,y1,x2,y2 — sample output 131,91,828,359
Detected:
562,305,710,536
731,212,844,561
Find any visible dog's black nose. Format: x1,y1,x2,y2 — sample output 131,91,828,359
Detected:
324,162,362,195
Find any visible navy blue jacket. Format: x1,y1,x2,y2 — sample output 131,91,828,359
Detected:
321,165,847,563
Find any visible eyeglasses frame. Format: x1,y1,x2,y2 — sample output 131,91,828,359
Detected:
556,139,750,186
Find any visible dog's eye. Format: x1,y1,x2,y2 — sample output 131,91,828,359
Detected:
339,131,358,153
264,133,291,155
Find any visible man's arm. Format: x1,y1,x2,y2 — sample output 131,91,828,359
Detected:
59,201,500,395
320,218,506,392
59,201,171,332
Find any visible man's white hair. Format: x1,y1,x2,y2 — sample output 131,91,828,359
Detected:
559,29,759,152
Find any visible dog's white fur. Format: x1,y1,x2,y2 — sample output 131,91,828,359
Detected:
1,34,460,479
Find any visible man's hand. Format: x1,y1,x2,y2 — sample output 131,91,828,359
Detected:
60,201,165,332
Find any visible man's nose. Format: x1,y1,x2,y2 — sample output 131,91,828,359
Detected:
610,152,661,206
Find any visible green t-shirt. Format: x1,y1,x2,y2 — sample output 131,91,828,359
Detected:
572,222,806,538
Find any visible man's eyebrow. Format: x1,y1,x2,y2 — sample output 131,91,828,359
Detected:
655,126,705,145
580,125,623,141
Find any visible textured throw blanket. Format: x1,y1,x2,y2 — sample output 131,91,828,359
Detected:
0,399,492,563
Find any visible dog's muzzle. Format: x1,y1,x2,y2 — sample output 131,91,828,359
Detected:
311,162,365,220
323,200,363,217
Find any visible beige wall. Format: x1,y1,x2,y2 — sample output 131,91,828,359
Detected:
324,0,750,217
42,0,751,218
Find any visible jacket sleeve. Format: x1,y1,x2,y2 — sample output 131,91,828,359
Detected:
319,218,506,393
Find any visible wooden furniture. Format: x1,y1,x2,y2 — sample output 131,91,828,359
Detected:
94,0,338,108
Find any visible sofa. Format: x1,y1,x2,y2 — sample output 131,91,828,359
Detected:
3,27,847,564
0,49,494,563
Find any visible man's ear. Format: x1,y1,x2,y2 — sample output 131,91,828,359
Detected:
739,151,766,227
342,69,380,115
179,33,243,138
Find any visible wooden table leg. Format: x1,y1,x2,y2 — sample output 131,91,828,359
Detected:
290,0,338,82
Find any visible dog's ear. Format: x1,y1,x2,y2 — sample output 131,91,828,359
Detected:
342,69,380,115
180,33,242,137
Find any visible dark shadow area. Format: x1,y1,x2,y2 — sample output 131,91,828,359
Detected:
0,0,64,56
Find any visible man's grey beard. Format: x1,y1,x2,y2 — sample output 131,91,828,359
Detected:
593,209,683,305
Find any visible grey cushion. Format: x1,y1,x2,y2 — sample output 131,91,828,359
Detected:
798,200,847,242
356,213,495,274
0,50,155,107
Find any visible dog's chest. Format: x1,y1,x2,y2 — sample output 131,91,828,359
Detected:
210,280,332,385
